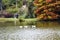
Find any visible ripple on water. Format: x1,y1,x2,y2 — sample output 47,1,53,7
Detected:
0,27,60,40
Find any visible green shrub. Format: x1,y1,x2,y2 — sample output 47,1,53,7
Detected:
6,7,19,13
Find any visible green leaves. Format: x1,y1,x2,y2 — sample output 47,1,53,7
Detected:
2,0,10,5
2,0,23,13
6,7,19,13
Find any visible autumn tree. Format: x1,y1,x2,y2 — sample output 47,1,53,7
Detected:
33,0,60,20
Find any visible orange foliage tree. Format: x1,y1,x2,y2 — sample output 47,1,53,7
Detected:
33,0,60,20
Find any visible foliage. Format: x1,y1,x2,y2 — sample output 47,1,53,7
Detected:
2,0,10,5
6,7,19,13
2,0,23,13
34,0,60,20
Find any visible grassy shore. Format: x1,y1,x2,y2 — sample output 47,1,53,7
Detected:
0,18,19,22
0,18,37,22
0,18,60,27
0,18,19,26
0,18,37,26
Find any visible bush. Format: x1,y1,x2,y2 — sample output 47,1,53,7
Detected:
6,7,19,13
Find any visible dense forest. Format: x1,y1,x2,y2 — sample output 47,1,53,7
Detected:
0,0,23,13
0,0,33,13
0,0,60,20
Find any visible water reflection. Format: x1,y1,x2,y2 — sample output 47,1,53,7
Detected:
36,21,60,29
0,21,60,27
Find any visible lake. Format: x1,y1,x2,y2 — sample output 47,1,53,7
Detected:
0,21,60,40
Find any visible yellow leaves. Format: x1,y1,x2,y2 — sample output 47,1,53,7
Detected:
37,14,45,19
38,0,43,3
33,3,39,6
48,16,52,19
33,0,43,6
43,10,48,12
37,13,53,20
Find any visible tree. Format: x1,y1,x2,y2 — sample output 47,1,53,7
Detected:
33,0,60,20
0,0,2,10
2,0,23,13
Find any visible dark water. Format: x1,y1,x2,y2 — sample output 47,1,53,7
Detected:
0,21,60,31
36,21,60,29
0,21,60,27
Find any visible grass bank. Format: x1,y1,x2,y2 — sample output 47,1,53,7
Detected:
0,18,37,26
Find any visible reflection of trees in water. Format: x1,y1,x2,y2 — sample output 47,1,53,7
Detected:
36,21,60,27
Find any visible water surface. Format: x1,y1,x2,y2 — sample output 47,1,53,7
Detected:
0,21,60,40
